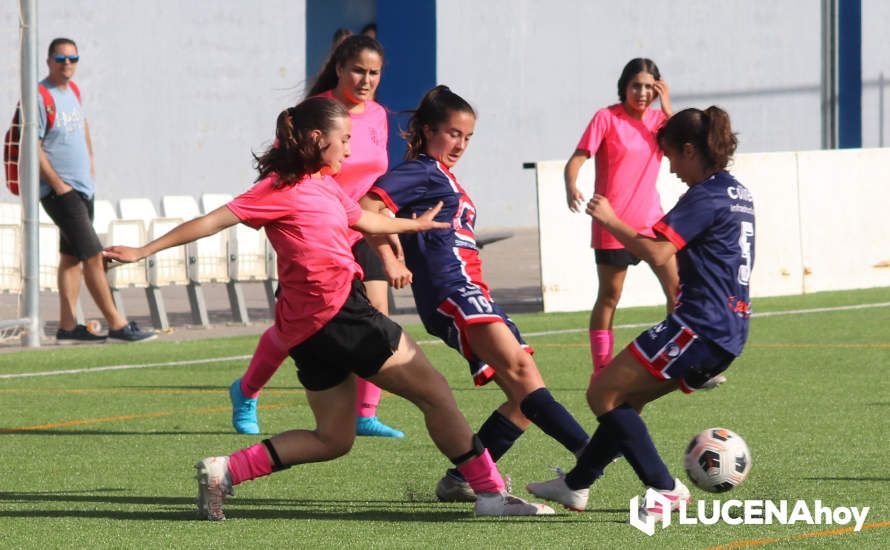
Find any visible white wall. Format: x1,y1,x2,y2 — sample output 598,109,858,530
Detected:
436,0,890,228
535,147,890,313
1,0,306,205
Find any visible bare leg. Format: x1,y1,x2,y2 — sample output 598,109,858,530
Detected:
268,376,357,464
589,264,629,330
57,254,82,331
81,252,127,330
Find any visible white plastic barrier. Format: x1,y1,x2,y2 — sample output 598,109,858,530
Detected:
534,147,890,313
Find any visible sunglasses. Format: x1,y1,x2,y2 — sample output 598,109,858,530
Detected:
52,54,79,63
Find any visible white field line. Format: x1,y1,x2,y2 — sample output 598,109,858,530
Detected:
2,301,888,380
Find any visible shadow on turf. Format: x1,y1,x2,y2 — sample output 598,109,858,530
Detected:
0,491,619,522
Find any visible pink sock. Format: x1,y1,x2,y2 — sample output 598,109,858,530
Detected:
355,378,382,418
589,329,614,374
240,327,290,398
227,443,273,485
457,449,505,494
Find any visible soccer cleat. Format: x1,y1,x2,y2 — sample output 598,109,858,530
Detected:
356,416,405,438
229,379,260,434
56,324,106,344
194,456,234,521
636,478,691,522
699,374,728,390
107,321,157,343
526,472,589,512
436,470,476,502
474,491,556,516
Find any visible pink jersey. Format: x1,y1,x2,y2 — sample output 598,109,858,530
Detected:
226,174,363,346
320,91,389,247
576,104,666,249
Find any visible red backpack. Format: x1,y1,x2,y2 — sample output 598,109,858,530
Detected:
3,81,81,196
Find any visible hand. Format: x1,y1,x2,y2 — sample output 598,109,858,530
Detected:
654,80,672,116
103,245,145,264
383,257,413,289
586,194,617,224
54,182,74,195
413,201,450,231
566,185,585,212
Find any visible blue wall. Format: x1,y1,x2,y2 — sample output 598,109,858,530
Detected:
838,0,862,148
306,0,436,167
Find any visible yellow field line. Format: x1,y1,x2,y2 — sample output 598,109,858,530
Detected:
704,520,890,549
0,403,289,432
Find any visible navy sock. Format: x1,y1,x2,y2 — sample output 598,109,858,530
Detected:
447,411,524,482
597,403,674,490
519,388,589,454
564,423,622,490
477,410,525,461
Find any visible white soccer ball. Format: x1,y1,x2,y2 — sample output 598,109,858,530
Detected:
684,427,752,493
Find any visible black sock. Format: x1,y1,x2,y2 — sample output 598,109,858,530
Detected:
520,387,589,454
447,411,524,482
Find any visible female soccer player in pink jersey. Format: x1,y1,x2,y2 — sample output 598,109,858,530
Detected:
362,86,589,503
104,97,553,519
564,58,680,377
529,106,752,519
227,35,405,438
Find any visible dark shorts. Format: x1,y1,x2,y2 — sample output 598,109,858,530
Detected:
288,278,402,391
595,248,642,267
423,284,533,387
40,190,102,260
628,314,735,393
352,238,387,282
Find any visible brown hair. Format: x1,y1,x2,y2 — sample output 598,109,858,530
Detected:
48,37,77,57
253,97,349,187
307,35,384,97
402,85,476,160
657,106,738,171
617,58,661,102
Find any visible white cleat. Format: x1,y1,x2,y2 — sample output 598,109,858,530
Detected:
195,456,234,521
474,491,556,516
699,374,728,390
526,475,589,512
636,478,691,523
435,472,477,502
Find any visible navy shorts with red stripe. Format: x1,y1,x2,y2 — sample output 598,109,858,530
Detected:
628,314,735,393
423,284,533,387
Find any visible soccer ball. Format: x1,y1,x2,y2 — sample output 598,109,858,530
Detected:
684,427,751,493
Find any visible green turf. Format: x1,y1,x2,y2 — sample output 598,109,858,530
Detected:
1,288,888,548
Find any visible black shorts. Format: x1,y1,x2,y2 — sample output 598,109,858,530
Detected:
40,190,102,260
595,248,641,267
289,278,402,391
352,238,387,282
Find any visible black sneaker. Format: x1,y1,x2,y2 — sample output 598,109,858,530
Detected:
107,321,157,343
56,324,107,344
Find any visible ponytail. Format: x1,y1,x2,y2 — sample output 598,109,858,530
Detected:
657,106,737,171
253,97,349,187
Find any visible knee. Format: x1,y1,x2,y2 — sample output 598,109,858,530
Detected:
317,431,355,460
585,383,615,416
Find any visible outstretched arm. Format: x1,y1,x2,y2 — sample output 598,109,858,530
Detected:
586,195,677,266
104,206,240,263
353,201,448,235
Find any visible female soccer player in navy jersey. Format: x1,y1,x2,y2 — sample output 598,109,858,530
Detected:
106,96,553,519
527,106,754,520
362,85,590,502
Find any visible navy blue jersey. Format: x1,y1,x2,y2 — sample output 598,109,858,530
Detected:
370,155,489,318
653,171,755,356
